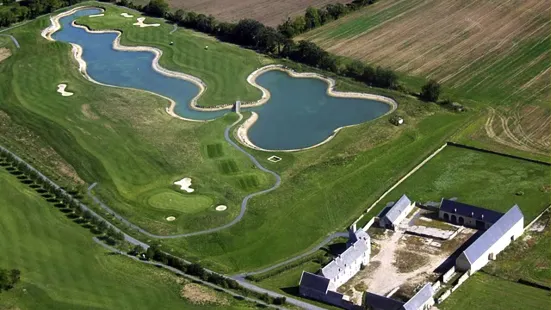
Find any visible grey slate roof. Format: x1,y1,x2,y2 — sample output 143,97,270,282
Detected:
461,205,524,264
440,199,503,223
322,239,369,280
383,194,412,224
299,271,329,293
322,230,369,280
364,292,404,310
403,283,435,310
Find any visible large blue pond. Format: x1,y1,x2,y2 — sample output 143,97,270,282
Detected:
53,8,391,150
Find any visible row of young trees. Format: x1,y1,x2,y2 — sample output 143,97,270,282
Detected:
135,244,287,305
278,0,378,38
135,0,402,91
0,147,125,246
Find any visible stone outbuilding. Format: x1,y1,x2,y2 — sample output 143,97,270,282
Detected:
378,194,415,230
455,204,524,273
438,199,502,229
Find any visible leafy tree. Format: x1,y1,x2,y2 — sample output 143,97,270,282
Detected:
277,18,295,38
172,9,185,24
420,79,441,102
291,16,306,34
345,60,365,79
304,7,321,30
325,3,347,19
143,0,168,17
232,19,264,46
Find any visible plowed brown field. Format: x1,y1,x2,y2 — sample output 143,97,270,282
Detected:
299,0,550,155
163,0,350,26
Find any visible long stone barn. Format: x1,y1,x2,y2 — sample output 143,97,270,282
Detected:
438,199,524,273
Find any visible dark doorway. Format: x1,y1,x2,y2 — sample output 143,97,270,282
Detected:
458,216,465,225
451,215,457,224
443,213,450,222
476,220,485,230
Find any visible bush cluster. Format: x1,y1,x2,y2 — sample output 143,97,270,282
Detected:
0,268,20,291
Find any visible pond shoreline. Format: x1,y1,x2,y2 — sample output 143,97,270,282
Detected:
43,6,398,152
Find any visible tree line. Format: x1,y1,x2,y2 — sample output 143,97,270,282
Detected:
1,0,443,102
0,148,125,247
130,244,286,305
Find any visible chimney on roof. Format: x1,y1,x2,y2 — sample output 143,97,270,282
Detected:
481,214,484,219
352,222,357,232
454,208,457,213
471,212,474,217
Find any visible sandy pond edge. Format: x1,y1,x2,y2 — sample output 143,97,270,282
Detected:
43,6,398,151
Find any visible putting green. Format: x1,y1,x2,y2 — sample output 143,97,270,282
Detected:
147,191,213,214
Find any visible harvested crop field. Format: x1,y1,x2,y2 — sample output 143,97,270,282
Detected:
300,0,550,106
156,0,350,26
300,0,550,155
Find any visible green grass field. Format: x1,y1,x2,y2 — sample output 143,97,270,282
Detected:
440,273,550,310
0,169,255,310
0,7,274,237
78,5,270,107
483,214,551,287
0,2,472,274
372,145,550,222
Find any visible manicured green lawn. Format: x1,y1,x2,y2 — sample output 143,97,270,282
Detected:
1,2,470,274
0,10,273,236
441,273,550,310
374,145,550,222
0,169,254,310
77,4,270,107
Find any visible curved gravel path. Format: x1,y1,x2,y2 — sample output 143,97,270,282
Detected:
233,231,349,278
169,23,177,34
0,34,20,48
87,113,281,238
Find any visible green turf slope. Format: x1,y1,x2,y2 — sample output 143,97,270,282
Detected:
78,4,270,107
0,169,254,310
0,11,273,236
373,145,550,221
441,273,550,310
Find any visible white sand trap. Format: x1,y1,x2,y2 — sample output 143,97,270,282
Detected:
89,14,104,18
174,177,194,193
166,216,176,221
57,84,73,96
215,205,227,211
120,13,134,18
133,17,160,28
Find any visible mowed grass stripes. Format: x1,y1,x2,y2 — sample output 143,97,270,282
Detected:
0,169,254,310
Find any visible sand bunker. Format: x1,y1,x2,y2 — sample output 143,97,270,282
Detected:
174,177,194,193
133,17,160,28
0,48,11,63
215,205,227,211
166,216,176,221
56,84,73,96
89,14,104,17
120,13,134,18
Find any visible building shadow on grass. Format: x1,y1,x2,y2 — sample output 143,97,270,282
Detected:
434,230,484,273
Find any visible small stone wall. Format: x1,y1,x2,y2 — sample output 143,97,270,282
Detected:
363,217,377,231
437,290,451,304
442,266,456,283
432,280,442,292
451,272,470,292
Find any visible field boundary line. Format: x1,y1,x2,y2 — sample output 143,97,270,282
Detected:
447,142,551,166
353,142,448,226
524,205,550,232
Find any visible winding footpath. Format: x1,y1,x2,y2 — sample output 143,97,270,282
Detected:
87,113,281,238
0,34,20,48
0,143,324,310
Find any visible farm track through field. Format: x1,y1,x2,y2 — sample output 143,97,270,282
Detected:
484,108,549,156
87,112,282,238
